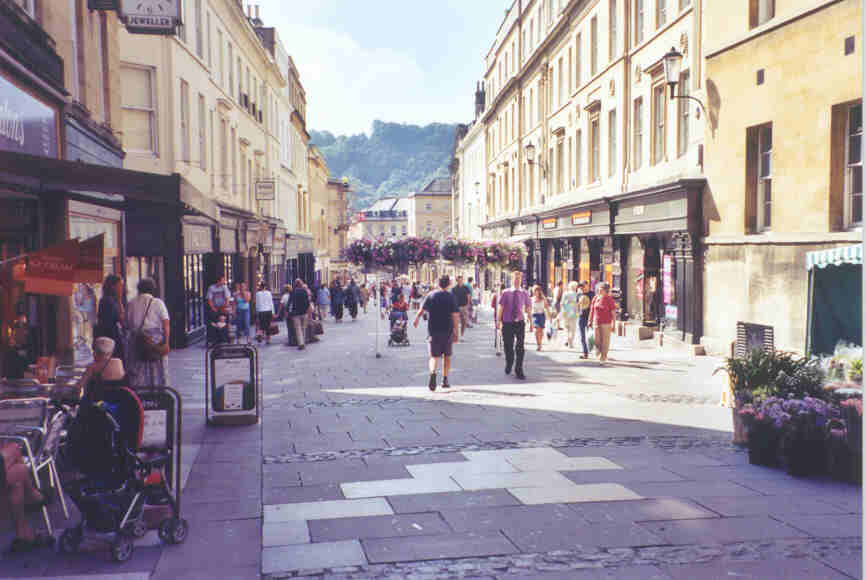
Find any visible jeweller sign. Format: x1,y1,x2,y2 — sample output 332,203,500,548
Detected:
119,0,183,35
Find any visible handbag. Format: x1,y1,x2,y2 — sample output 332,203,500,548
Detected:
267,322,280,336
135,298,169,361
312,319,324,335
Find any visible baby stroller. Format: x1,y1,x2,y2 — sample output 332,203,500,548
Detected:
60,387,188,562
388,312,410,347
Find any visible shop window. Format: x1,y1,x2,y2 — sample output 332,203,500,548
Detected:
183,254,205,333
223,254,235,286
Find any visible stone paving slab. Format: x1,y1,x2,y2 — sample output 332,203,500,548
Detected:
692,495,851,517
561,466,686,485
262,539,367,574
498,566,674,579
626,480,762,499
152,518,261,574
773,513,863,538
361,531,519,564
568,498,719,524
262,520,311,547
386,489,521,514
452,470,575,491
814,553,862,579
308,513,451,542
439,503,583,533
341,476,462,498
264,483,346,505
638,515,809,544
39,548,162,578
508,482,642,505
502,521,665,553
362,452,468,469
265,498,394,523
182,497,261,522
662,557,852,579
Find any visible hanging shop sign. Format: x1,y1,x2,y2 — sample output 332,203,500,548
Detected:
571,211,592,225
662,254,674,304
542,218,557,230
0,74,59,158
255,179,276,201
119,0,183,35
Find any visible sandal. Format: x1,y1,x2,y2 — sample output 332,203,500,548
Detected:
8,533,54,554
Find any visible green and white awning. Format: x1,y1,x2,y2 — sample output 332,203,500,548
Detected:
805,244,863,271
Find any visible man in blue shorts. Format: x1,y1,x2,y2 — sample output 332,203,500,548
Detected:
413,276,460,391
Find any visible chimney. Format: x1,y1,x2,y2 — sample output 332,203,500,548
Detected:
474,81,485,119
255,5,260,19
253,4,263,26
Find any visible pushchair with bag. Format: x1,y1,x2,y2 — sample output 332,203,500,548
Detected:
60,387,188,562
387,312,410,347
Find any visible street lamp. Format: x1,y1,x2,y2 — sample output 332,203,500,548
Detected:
524,142,547,179
663,47,708,119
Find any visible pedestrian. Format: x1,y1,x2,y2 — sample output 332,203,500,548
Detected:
346,279,360,320
490,283,505,355
587,282,616,362
451,274,472,338
577,281,594,359
468,277,479,323
289,279,312,350
234,281,252,344
559,281,580,349
255,281,275,344
410,282,421,310
330,279,345,322
126,277,170,387
497,271,531,380
530,285,551,351
279,284,293,339
205,275,231,344
93,274,126,360
316,283,330,321
360,283,370,314
379,282,389,319
552,280,564,330
413,275,460,391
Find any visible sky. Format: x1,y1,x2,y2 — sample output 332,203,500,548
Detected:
255,1,507,137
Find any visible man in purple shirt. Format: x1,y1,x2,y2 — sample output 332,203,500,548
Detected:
497,270,531,380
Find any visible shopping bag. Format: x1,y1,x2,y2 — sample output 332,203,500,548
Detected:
545,320,556,341
587,333,596,353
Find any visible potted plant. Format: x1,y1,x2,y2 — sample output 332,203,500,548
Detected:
827,398,863,484
778,397,834,477
740,402,783,466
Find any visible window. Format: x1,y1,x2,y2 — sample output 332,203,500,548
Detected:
228,43,234,97
633,97,643,169
576,130,583,186
757,125,772,230
609,0,617,60
402,225,407,235
846,103,863,225
652,83,666,164
749,0,774,28
680,0,691,9
180,80,190,162
206,12,212,68
217,31,224,84
523,29,527,59
635,0,645,44
538,12,542,41
608,109,617,177
678,72,690,157
120,65,157,153
556,140,564,193
391,225,397,235
567,48,572,94
195,0,203,58
547,0,554,24
590,113,600,182
568,136,573,187
220,119,228,189
529,88,534,127
590,16,598,77
230,126,236,191
198,94,206,170
558,57,564,107
657,0,666,28
537,84,543,124
575,33,582,87
529,19,534,50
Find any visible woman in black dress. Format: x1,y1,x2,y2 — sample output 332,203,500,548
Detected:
93,274,126,361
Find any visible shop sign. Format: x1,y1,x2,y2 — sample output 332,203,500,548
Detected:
255,179,276,201
665,305,678,321
0,74,58,158
571,211,591,225
542,218,557,230
119,0,182,35
183,224,213,253
662,254,674,304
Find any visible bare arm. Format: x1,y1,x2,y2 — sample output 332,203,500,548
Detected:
451,312,460,340
413,306,425,328
162,318,171,349
497,303,504,327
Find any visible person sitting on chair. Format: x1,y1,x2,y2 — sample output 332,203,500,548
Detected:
389,293,409,324
77,337,129,403
0,442,53,553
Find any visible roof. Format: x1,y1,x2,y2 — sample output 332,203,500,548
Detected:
806,244,862,271
393,198,410,212
366,197,401,212
422,178,452,194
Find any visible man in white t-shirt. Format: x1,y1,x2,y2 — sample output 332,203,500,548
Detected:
206,276,231,317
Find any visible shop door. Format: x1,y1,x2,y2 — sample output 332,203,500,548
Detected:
642,240,661,326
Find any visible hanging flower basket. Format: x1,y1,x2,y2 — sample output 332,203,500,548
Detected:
503,243,527,271
402,237,439,265
343,238,374,269
441,238,475,263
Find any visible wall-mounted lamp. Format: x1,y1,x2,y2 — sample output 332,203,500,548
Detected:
663,47,708,119
524,142,548,179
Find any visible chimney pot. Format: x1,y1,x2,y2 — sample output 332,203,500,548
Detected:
255,5,260,18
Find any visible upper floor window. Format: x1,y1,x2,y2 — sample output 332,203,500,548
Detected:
590,112,600,182
120,65,158,154
425,202,433,211
652,82,666,165
678,72,691,157
557,57,564,107
635,0,645,44
195,0,203,59
757,125,773,231
609,0,617,61
657,0,667,28
749,0,774,28
590,16,598,77
633,98,643,170
608,109,617,177
575,33,582,87
680,0,691,9
846,103,863,226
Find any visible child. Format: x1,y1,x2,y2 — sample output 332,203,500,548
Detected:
211,313,230,345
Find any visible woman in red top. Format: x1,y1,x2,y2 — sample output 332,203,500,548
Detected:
587,282,616,362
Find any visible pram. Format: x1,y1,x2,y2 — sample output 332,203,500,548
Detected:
387,312,410,347
60,387,188,562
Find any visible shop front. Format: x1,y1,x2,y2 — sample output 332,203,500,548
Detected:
218,215,240,287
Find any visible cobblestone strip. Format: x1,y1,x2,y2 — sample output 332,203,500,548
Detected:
264,435,744,464
286,398,410,409
263,537,861,579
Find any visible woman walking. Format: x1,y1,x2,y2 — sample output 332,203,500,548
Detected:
530,285,551,351
255,282,275,344
559,281,580,349
587,282,616,362
330,279,345,322
234,282,252,344
126,277,170,387
359,283,370,314
94,274,126,360
552,281,564,330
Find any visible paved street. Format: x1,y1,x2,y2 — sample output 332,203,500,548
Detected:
2,306,862,579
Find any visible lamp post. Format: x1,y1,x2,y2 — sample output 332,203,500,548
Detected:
662,47,708,119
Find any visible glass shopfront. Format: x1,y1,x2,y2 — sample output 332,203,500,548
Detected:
183,254,205,333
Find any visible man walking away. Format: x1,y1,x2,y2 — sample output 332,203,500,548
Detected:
331,280,345,322
451,275,472,338
346,279,360,320
577,281,594,359
497,271,530,380
414,276,459,392
289,279,312,350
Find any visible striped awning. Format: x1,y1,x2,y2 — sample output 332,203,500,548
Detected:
805,244,863,271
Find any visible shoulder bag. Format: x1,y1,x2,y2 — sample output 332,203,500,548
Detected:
135,298,169,361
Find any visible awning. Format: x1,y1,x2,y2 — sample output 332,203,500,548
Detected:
805,244,863,271
3,234,104,296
